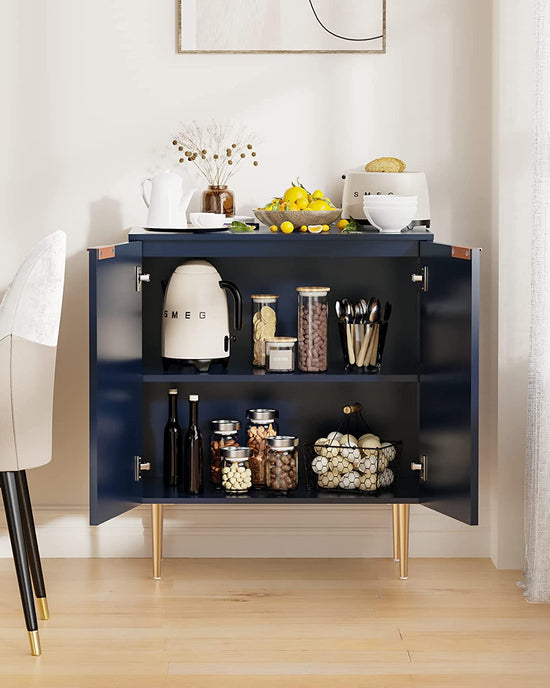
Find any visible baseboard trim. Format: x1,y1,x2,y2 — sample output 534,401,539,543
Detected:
0,504,490,559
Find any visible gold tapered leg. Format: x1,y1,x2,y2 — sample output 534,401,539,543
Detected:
398,504,410,580
28,630,41,656
37,597,50,621
392,504,400,561
152,504,164,580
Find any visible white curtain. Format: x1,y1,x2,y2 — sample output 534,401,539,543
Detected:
525,0,550,603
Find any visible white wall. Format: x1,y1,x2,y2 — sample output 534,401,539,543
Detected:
0,1,497,558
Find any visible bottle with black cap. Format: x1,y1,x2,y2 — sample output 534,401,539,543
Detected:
185,394,204,494
163,388,182,487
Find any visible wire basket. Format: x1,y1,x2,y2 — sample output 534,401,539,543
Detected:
304,403,401,495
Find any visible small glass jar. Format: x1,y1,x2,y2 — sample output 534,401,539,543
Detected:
251,295,279,367
266,436,299,493
246,408,279,488
210,420,241,487
265,337,297,373
297,287,330,372
202,185,234,216
221,446,252,494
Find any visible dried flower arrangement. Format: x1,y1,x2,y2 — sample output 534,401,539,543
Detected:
172,121,258,187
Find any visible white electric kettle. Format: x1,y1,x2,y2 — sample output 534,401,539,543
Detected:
162,260,242,372
142,170,196,229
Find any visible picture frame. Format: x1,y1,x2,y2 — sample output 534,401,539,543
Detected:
177,0,386,54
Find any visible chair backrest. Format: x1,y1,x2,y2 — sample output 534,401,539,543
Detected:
0,231,66,471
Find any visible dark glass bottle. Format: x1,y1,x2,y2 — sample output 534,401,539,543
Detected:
185,394,204,494
163,388,182,487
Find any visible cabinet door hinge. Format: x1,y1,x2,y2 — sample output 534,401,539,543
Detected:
411,266,428,292
134,456,151,481
411,455,427,482
135,266,151,292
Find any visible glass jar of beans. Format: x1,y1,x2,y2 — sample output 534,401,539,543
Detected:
266,436,299,493
296,287,330,372
210,419,241,487
221,446,252,494
246,408,279,488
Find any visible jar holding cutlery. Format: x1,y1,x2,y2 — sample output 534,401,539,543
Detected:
335,298,392,373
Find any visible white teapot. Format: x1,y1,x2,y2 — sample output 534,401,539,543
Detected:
142,170,196,229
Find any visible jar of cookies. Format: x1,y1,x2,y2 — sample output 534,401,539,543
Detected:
266,436,299,493
246,408,278,488
221,446,252,494
210,420,241,487
297,287,330,372
251,295,278,367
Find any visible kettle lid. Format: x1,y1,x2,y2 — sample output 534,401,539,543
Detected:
173,259,219,276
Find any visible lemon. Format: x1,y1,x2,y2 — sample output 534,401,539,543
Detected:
308,224,323,234
300,225,308,233
283,186,308,204
296,197,308,210
337,219,349,231
322,224,330,232
288,201,299,211
312,189,324,199
280,221,294,234
269,225,279,233
308,199,331,211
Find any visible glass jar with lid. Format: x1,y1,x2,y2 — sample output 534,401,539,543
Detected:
297,287,330,372
210,420,241,487
246,408,279,488
266,435,299,493
251,295,278,367
221,446,252,494
265,337,297,373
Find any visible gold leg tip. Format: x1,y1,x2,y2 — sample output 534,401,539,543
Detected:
28,630,41,656
393,557,400,562
399,576,408,580
37,597,50,621
153,576,161,580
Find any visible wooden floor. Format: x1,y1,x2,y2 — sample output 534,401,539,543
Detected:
0,558,549,687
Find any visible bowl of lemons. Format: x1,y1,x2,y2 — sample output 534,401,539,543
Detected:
254,181,341,230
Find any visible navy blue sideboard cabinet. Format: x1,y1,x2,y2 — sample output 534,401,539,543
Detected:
89,227,480,580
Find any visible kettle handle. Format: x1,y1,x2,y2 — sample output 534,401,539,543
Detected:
141,178,152,208
219,281,243,331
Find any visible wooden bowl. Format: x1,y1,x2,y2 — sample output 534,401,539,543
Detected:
254,208,342,228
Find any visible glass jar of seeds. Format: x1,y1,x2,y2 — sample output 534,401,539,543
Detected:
297,287,330,372
221,446,252,494
246,408,279,488
266,436,299,493
251,295,278,367
209,420,241,487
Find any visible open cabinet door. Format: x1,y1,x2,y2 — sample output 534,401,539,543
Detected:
418,242,480,525
89,242,142,525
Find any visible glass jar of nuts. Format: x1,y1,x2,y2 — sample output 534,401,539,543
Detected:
297,287,330,372
221,446,252,494
210,420,241,487
246,408,279,488
251,295,278,367
266,436,299,493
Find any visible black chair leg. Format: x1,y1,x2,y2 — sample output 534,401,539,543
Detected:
15,470,49,620
0,472,41,656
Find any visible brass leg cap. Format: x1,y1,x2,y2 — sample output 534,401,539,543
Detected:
37,597,50,621
28,630,41,656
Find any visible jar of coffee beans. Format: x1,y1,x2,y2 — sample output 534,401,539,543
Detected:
266,436,299,493
210,420,241,487
246,408,278,488
221,446,252,494
297,287,330,372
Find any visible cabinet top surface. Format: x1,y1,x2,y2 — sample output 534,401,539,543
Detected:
128,226,434,243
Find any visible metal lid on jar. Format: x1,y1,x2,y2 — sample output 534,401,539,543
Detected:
296,287,331,294
251,294,279,300
210,419,241,433
267,435,299,449
247,408,279,422
220,446,251,460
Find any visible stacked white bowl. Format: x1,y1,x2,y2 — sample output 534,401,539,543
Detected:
363,194,418,233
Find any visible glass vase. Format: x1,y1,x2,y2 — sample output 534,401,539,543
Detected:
202,185,234,216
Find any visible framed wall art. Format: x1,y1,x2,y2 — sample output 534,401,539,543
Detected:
177,0,386,54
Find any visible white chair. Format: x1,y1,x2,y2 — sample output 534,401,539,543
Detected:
0,230,66,656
